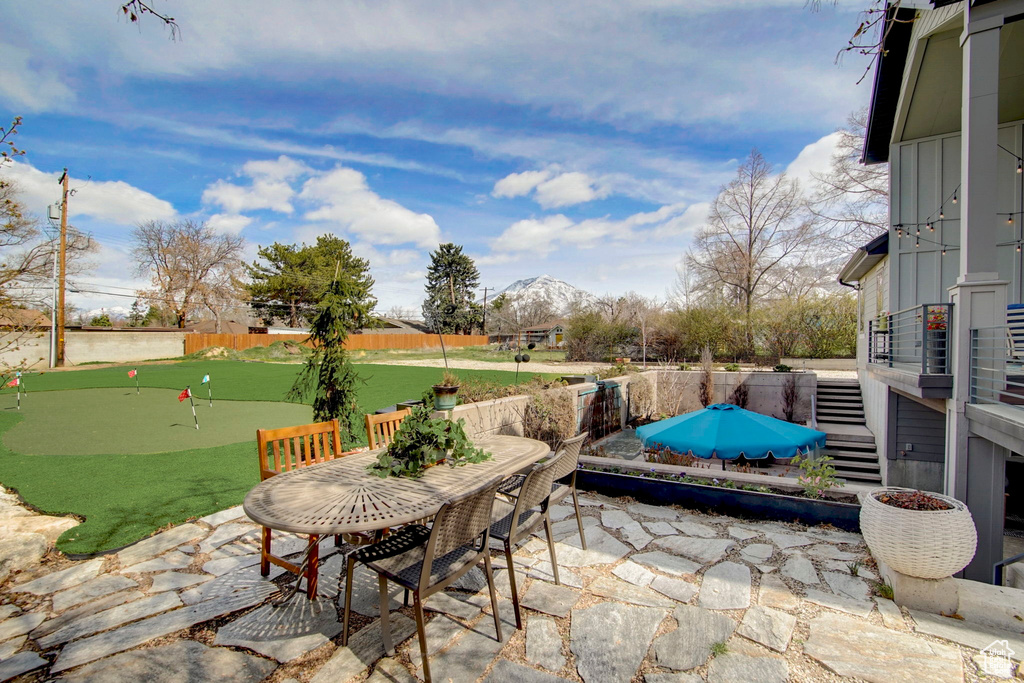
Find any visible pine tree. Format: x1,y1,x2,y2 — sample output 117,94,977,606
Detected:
287,265,376,446
422,243,482,334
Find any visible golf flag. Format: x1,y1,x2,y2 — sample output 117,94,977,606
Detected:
178,387,191,402
202,374,213,407
201,374,209,384
6,378,18,388
130,368,140,394
128,369,137,378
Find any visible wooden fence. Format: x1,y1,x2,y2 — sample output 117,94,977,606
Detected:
184,333,489,355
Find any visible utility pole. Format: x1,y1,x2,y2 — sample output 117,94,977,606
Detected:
481,287,489,336
56,169,68,367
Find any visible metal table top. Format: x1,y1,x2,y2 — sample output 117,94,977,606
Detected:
243,434,550,536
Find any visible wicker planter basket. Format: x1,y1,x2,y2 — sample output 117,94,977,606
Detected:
859,487,977,579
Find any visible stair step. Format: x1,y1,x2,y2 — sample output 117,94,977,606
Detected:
824,451,879,462
817,396,864,405
819,416,866,424
830,460,881,471
838,471,883,484
825,443,878,455
818,407,865,415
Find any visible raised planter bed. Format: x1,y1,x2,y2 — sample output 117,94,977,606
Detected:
577,466,862,532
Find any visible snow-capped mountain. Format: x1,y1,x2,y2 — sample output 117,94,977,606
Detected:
489,275,594,314
85,306,131,320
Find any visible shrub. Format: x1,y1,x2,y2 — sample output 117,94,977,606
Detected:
791,454,843,498
782,373,798,422
729,379,749,409
774,363,792,372
628,374,655,424
522,383,577,449
724,362,740,372
699,346,714,407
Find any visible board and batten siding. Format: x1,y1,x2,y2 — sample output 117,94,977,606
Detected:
887,393,946,492
890,121,1024,312
856,256,890,470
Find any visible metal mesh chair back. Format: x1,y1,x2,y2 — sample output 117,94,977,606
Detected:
550,432,588,481
428,478,505,559
257,419,347,481
515,450,566,516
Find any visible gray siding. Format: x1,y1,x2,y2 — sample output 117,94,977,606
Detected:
887,393,946,492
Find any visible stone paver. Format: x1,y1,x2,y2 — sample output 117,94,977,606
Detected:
52,575,139,613
548,504,574,521
612,560,655,587
10,559,103,595
310,615,416,683
671,520,719,538
758,574,801,611
728,526,760,541
116,523,206,567
644,521,677,536
148,571,212,593
38,592,183,648
53,586,275,672
601,509,634,529
483,659,570,682
0,605,18,620
654,536,735,564
805,612,963,683
707,653,789,683
32,591,144,638
421,600,516,681
763,532,814,549
806,543,861,561
619,522,654,550
738,543,773,564
571,602,667,683
0,651,47,680
631,551,701,577
823,570,870,601
780,555,818,585
0,533,47,574
645,674,702,683
698,562,750,610
214,596,341,662
526,616,565,672
179,565,281,605
803,588,874,618
874,597,905,630
0,612,46,641
122,553,193,573
366,658,416,683
650,575,698,603
57,640,275,683
198,523,253,553
520,581,580,618
737,605,796,652
589,576,675,608
199,505,247,526
554,528,629,567
201,555,262,577
0,635,25,660
910,609,1024,659
627,502,678,520
423,591,486,621
652,605,736,671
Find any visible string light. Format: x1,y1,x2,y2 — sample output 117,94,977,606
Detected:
916,227,921,236
942,249,947,256
915,238,920,248
1010,215,1015,225
952,193,957,204
1018,161,1022,174
939,209,944,219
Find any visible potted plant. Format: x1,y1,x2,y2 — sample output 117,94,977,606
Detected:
859,487,977,579
432,370,461,411
367,404,491,478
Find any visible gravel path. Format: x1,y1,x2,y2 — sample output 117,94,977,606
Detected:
355,358,610,374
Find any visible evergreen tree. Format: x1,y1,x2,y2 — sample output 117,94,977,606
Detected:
246,235,372,328
287,264,375,446
422,243,482,334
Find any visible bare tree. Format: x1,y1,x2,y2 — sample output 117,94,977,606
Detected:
132,219,245,329
621,292,663,369
687,149,821,355
487,292,558,336
808,108,888,250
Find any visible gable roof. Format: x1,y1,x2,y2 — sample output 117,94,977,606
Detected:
838,232,890,285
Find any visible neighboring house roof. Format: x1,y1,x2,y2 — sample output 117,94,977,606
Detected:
370,317,431,333
838,232,890,286
185,320,251,334
522,320,566,333
0,309,51,328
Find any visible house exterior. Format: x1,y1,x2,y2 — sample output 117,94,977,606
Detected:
847,0,1024,582
517,321,565,347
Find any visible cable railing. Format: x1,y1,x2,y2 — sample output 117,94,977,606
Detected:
868,303,952,375
969,325,1024,407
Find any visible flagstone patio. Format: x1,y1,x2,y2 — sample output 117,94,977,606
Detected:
1,490,1021,682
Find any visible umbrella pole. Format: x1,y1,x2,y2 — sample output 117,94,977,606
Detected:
721,459,725,471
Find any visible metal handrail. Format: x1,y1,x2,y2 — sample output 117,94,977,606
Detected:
868,303,952,374
994,550,1024,585
969,325,1024,407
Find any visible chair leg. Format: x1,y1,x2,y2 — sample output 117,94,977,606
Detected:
260,527,271,576
543,513,560,586
334,534,342,547
341,556,356,646
483,552,503,643
404,588,410,607
414,592,431,683
504,541,522,630
572,486,587,550
306,535,319,599
379,574,395,655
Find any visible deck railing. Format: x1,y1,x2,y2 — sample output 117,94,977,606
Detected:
969,325,1024,407
868,303,952,375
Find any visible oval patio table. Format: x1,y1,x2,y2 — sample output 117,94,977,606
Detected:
245,434,550,535
244,434,550,600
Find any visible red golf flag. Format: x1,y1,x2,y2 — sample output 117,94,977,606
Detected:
178,387,191,402
5,378,18,388
128,369,137,378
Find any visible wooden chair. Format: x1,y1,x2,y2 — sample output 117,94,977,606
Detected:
365,408,412,450
256,419,364,599
342,477,506,682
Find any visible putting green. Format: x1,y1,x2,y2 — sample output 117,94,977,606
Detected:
3,388,312,456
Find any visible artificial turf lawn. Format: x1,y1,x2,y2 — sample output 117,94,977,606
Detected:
0,360,547,555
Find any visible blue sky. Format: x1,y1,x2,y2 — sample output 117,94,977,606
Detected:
1,1,873,316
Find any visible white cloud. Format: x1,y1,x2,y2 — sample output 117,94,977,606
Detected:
786,131,842,190
534,172,603,209
207,213,253,235
242,155,311,182
300,167,441,248
3,161,175,225
491,215,574,256
201,156,310,214
492,170,551,198
0,44,74,112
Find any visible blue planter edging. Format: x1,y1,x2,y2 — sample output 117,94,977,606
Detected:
577,469,861,532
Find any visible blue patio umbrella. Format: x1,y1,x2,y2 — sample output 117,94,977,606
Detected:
635,403,827,461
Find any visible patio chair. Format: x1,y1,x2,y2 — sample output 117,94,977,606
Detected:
490,449,566,630
341,477,506,683
256,419,370,599
365,408,412,450
498,432,589,550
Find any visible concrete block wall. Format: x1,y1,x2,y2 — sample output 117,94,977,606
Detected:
0,330,186,369
451,395,530,439
654,370,816,422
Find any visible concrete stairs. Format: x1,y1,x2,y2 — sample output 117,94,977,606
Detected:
816,380,882,485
